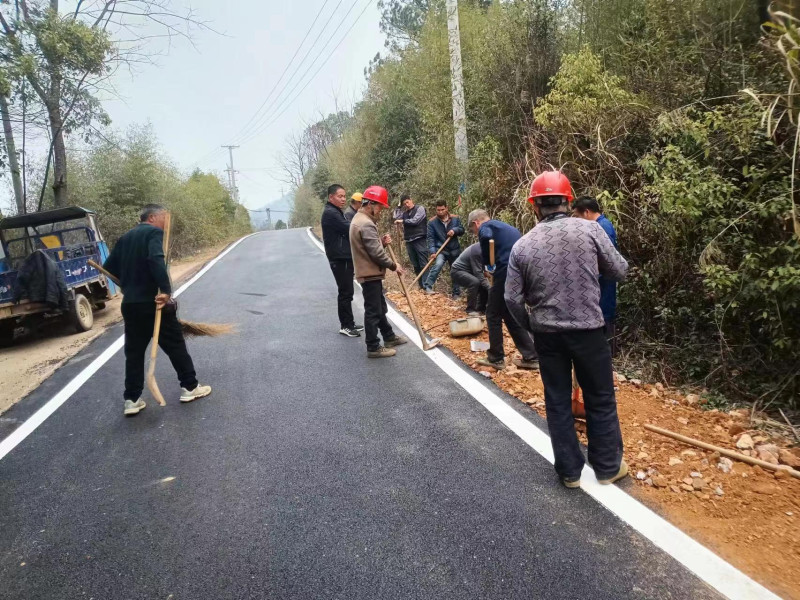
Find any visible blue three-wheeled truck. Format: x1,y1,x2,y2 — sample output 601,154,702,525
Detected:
0,207,118,346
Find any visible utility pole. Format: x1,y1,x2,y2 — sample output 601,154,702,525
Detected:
446,0,468,166
266,208,272,230
222,145,240,203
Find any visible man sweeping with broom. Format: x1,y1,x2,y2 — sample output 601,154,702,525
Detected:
103,204,211,416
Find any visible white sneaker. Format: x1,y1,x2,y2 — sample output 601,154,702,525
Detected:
124,398,146,416
180,384,212,403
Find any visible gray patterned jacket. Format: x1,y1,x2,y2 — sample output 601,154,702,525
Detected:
505,214,628,333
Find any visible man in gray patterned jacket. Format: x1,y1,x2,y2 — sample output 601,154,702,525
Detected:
506,171,629,489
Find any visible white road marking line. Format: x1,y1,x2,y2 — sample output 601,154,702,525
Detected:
0,233,260,463
306,227,778,600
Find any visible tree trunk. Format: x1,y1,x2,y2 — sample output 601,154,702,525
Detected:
47,71,67,207
0,93,25,214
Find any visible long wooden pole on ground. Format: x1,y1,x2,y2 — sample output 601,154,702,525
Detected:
644,424,800,480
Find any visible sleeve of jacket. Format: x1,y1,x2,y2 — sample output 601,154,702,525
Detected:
592,223,628,282
147,229,173,294
427,220,437,255
403,205,426,226
451,216,465,237
505,246,531,332
479,225,493,269
362,222,396,271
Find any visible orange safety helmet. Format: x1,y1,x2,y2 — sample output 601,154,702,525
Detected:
362,186,389,207
528,171,574,205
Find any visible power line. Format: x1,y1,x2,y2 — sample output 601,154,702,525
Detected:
226,0,338,144
233,0,360,147
236,0,375,147
188,0,339,167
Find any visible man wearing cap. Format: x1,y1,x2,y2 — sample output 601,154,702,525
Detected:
505,171,629,489
345,192,362,222
350,186,409,358
321,184,362,338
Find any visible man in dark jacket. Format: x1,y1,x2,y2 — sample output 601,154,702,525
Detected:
451,243,488,315
423,200,464,296
394,194,428,289
506,171,629,489
467,209,538,371
320,184,363,338
103,204,211,416
573,196,619,353
344,192,362,222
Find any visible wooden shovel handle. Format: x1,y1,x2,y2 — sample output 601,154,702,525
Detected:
387,244,434,351
644,424,800,480
410,236,452,288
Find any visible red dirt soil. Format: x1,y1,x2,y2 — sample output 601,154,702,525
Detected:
385,284,800,600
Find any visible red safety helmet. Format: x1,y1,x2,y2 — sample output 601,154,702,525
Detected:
528,171,574,205
362,185,389,207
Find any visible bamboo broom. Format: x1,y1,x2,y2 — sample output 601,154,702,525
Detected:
87,264,235,338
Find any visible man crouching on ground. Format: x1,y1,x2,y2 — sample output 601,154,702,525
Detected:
103,204,211,416
349,186,409,358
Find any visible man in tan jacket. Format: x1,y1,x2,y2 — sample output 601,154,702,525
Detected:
349,186,409,358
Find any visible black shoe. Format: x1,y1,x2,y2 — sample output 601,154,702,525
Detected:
353,324,365,331
339,327,361,337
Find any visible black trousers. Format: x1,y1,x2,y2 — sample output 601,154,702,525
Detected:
486,277,537,362
361,279,395,351
329,259,355,329
533,328,623,480
122,302,197,401
405,238,429,289
452,269,488,313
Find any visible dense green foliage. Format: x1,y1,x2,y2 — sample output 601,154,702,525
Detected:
65,125,251,258
290,0,800,410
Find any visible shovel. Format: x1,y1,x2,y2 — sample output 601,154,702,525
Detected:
410,236,452,288
387,245,440,351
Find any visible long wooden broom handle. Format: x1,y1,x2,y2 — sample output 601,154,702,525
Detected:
386,244,432,350
644,424,800,480
410,236,452,288
147,212,171,406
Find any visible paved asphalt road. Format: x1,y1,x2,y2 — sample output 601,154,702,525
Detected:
0,229,720,600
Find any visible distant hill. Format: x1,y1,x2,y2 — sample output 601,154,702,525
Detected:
249,192,293,230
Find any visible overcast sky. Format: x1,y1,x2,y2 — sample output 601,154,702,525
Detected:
101,0,386,215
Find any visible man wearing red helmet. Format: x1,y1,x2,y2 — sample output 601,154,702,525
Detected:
506,171,629,489
349,186,409,358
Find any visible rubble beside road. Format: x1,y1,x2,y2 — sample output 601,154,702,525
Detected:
386,285,800,600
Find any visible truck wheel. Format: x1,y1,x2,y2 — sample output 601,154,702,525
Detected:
70,293,94,332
